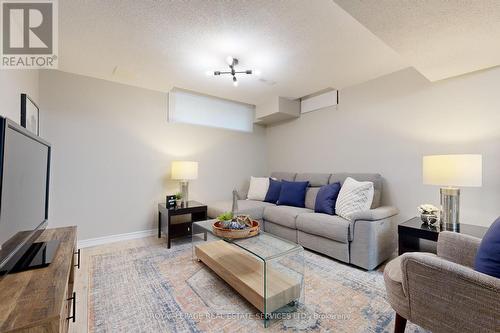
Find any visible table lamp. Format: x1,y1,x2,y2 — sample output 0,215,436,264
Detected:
423,154,482,230
171,161,198,206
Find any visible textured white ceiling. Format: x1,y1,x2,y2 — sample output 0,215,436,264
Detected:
58,0,407,104
334,0,500,82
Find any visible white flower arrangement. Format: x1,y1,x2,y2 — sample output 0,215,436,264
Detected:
418,204,439,215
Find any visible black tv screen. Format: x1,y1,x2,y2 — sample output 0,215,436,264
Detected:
0,117,50,275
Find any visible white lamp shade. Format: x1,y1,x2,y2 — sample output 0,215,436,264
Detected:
171,161,198,180
423,154,482,187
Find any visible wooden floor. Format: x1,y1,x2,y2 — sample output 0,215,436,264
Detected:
70,235,165,333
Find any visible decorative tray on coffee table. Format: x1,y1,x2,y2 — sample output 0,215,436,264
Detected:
212,215,260,239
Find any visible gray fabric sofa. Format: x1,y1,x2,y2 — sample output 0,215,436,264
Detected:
207,172,399,270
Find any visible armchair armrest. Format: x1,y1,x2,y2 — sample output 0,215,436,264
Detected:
437,231,481,268
350,206,399,222
400,253,500,332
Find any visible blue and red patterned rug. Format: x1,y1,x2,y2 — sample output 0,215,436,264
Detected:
89,240,426,332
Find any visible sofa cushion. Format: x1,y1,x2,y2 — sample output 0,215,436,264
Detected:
304,187,320,210
277,180,309,208
263,205,313,229
330,173,382,208
270,172,296,181
315,182,341,215
247,176,269,201
295,173,331,187
335,177,374,221
296,213,350,243
207,200,274,220
264,178,281,204
474,217,500,278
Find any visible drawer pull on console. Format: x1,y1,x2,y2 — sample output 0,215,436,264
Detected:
67,292,76,322
74,249,81,269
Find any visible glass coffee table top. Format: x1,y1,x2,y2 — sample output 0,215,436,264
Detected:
192,219,303,260
191,219,305,327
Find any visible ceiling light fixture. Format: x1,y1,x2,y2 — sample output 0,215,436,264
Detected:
212,56,253,87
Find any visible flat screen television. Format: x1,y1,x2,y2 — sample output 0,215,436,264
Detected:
0,116,53,277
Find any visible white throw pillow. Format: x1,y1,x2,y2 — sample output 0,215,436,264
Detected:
247,176,269,201
335,177,374,221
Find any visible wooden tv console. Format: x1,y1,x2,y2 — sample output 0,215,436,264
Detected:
0,227,78,333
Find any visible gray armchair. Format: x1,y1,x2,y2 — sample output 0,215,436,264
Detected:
384,231,500,333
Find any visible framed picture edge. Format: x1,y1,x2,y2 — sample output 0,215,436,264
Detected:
20,93,40,136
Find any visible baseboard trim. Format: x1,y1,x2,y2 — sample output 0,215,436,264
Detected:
78,229,156,248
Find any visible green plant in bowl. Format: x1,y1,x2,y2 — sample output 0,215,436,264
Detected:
217,212,235,228
175,192,183,200
217,211,233,221
217,212,249,230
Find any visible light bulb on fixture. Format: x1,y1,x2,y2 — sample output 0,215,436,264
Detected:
226,56,234,66
233,77,238,87
204,70,212,76
254,69,261,76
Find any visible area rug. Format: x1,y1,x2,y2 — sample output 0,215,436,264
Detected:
88,240,426,332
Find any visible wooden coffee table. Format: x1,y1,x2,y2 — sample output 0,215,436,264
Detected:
192,220,304,328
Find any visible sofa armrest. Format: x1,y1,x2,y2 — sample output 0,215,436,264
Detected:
350,206,399,222
437,231,481,268
400,252,500,331
349,208,399,270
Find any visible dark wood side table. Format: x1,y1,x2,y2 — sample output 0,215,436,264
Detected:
158,201,207,249
398,217,488,255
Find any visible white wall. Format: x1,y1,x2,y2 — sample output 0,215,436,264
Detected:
266,67,500,227
39,70,267,240
0,70,39,123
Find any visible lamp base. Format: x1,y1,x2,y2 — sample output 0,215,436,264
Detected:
180,181,189,206
440,187,460,229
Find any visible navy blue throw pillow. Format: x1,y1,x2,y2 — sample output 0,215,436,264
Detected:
315,182,341,215
264,178,282,204
277,180,309,208
474,217,500,278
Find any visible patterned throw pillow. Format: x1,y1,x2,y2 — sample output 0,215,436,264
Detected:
335,177,374,221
